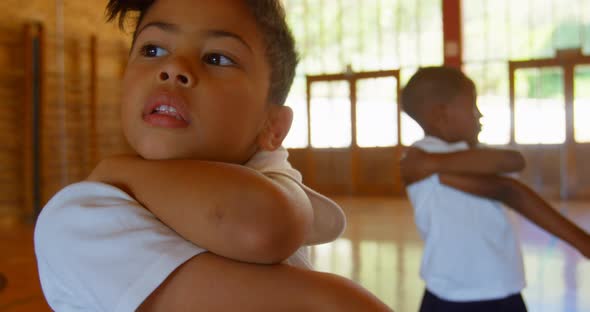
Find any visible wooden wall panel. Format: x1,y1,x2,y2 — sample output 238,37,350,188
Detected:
0,0,129,219
357,148,398,195
0,26,25,218
519,147,562,199
311,149,354,194
574,144,590,198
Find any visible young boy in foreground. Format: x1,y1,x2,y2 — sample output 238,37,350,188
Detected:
34,0,392,311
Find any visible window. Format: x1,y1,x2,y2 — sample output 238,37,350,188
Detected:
575,65,590,142
462,0,590,145
514,68,565,144
309,81,352,148
356,77,398,147
283,0,442,148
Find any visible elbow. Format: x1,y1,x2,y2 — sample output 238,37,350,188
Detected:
239,219,305,264
242,223,305,264
492,177,521,205
512,152,526,171
504,151,526,172
238,192,307,264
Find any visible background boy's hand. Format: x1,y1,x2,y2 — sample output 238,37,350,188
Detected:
399,147,435,185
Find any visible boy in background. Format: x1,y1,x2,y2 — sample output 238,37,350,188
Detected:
34,0,392,311
400,66,590,312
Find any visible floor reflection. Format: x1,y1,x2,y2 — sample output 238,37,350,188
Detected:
310,198,590,312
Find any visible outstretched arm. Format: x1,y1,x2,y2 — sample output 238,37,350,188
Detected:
400,147,525,185
439,173,590,258
88,155,313,264
138,252,393,312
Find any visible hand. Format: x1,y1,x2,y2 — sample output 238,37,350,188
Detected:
399,147,435,184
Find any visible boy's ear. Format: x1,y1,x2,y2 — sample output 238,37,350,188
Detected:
428,103,447,133
257,105,293,151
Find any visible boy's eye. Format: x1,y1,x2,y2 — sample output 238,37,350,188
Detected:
140,44,169,58
203,53,236,66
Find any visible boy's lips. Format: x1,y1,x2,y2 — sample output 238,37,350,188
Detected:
143,92,191,128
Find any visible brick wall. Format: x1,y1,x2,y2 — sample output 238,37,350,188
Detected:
0,0,132,219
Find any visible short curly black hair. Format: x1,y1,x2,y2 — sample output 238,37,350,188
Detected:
106,0,299,106
401,66,475,128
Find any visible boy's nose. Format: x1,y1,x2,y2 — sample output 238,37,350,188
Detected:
158,72,193,87
157,60,196,88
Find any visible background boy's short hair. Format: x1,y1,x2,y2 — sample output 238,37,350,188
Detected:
401,66,475,126
106,0,299,106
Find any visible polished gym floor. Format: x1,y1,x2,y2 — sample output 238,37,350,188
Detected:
1,198,589,311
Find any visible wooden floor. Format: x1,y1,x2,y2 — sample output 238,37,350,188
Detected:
1,198,589,311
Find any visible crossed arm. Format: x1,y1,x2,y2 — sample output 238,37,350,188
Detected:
400,147,590,258
88,155,313,264
137,252,392,312
88,155,394,311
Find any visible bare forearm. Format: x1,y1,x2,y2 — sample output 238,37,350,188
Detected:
88,156,309,263
401,147,525,185
430,148,525,175
504,180,590,254
440,173,590,255
138,253,393,312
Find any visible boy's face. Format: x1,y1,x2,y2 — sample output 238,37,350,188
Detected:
440,89,482,146
121,0,280,163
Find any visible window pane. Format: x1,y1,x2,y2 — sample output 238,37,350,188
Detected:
553,0,583,51
310,81,352,148
575,65,590,143
356,77,398,147
401,113,424,146
514,68,565,144
584,0,590,55
283,77,308,148
486,0,509,60
419,0,444,65
462,0,486,62
357,0,381,71
283,0,443,149
529,0,554,59
478,95,511,144
398,0,419,66
464,62,511,145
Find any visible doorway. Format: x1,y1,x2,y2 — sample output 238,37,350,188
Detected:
508,50,590,198
301,70,403,195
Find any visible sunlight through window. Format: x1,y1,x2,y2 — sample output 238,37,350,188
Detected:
515,68,566,144
574,65,590,143
401,113,425,146
310,81,352,148
356,78,398,148
478,96,511,145
282,0,442,149
283,78,308,148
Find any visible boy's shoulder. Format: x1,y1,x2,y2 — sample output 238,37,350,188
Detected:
46,181,134,205
35,181,206,312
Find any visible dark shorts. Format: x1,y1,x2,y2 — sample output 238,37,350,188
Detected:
419,289,528,312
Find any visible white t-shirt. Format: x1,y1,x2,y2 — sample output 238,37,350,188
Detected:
34,148,344,311
406,136,525,301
